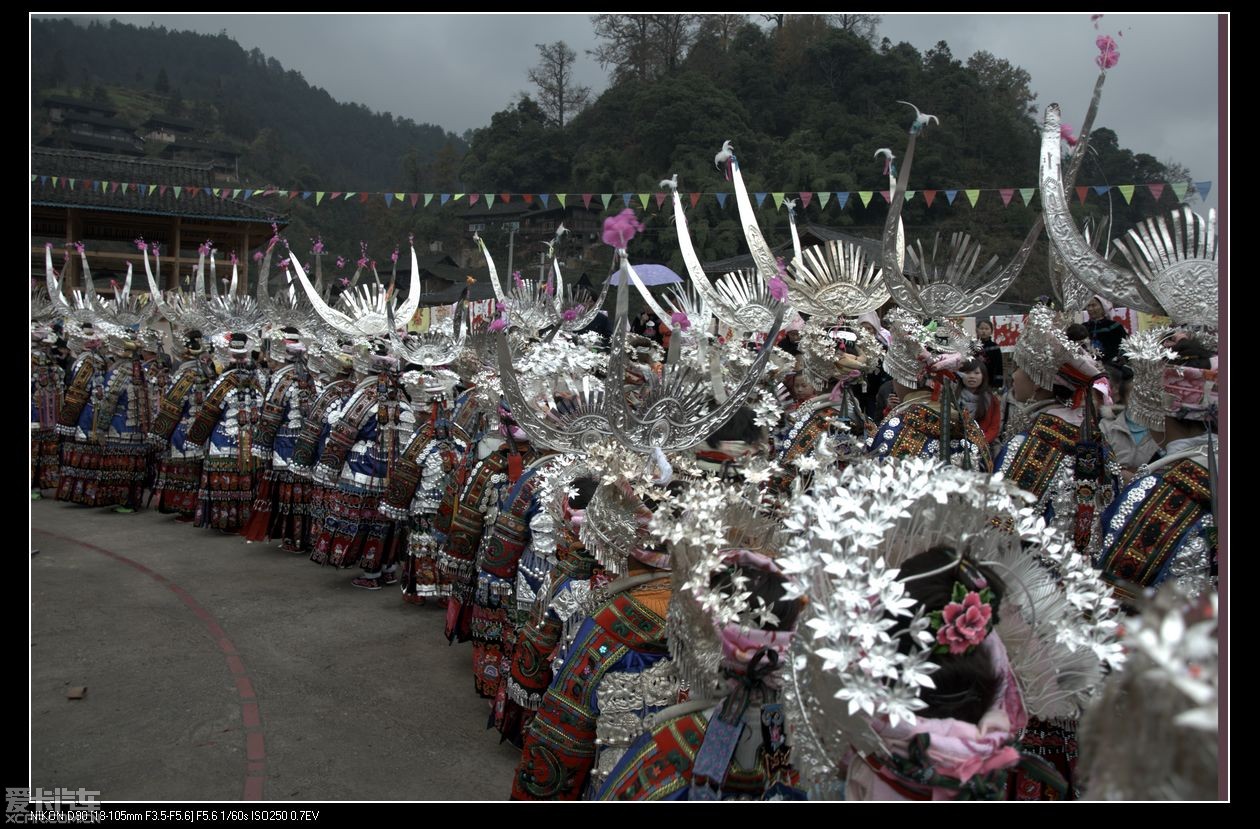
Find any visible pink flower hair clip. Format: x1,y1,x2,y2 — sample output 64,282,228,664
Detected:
930,581,996,656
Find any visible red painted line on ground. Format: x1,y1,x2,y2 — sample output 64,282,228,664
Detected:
33,527,267,801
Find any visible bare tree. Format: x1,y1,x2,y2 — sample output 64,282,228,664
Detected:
590,14,655,83
527,41,591,129
830,13,881,44
589,14,698,82
697,14,749,51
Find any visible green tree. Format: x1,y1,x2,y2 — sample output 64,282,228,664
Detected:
154,66,170,93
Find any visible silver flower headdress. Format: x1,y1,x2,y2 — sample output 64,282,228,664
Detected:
1078,590,1218,801
779,457,1125,783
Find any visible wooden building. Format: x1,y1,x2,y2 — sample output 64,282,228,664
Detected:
32,148,285,294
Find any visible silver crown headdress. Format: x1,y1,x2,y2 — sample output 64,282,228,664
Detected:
1012,304,1100,392
882,309,975,390
1040,104,1218,334
881,104,1038,317
779,457,1125,785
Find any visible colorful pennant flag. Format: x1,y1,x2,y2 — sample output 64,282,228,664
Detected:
1195,181,1212,201
924,190,937,208
716,193,729,209
965,189,981,207
689,192,701,209
410,193,420,208
440,194,451,206
817,192,830,209
999,188,1014,207
1148,183,1165,202
555,193,566,206
638,193,650,209
500,193,512,204
654,192,666,208
880,190,892,204
425,194,435,207
1170,181,1189,201
1117,185,1135,204
1093,185,1110,196
582,194,593,208
945,190,957,205
385,193,396,206
800,192,813,209
771,192,785,210
1076,186,1089,204
858,191,873,207
469,193,480,206
315,192,325,205
600,194,612,208
1019,188,1035,206
904,191,915,202
754,192,768,207
836,192,849,209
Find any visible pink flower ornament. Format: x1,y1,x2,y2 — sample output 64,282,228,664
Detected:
670,311,691,332
931,584,995,656
253,251,265,263
1096,35,1119,69
601,209,645,249
769,275,789,302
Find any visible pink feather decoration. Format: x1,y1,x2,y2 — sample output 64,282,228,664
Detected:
768,275,789,302
512,271,525,289
134,238,148,252
670,311,692,332
253,251,265,263
336,257,347,270
489,315,508,332
1060,124,1080,147
391,247,399,263
602,209,645,248
312,237,325,255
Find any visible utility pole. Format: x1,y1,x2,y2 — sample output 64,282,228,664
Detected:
505,222,520,281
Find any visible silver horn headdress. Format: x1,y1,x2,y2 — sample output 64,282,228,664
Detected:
665,163,782,335
881,104,1038,317
1040,103,1218,332
287,239,421,337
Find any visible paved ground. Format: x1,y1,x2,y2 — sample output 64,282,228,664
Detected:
30,498,522,801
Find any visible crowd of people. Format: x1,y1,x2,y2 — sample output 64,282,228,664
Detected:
30,103,1220,802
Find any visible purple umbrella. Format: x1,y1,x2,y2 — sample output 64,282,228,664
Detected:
609,263,684,287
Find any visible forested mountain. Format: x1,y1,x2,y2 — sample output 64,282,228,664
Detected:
31,15,1192,302
461,16,1194,302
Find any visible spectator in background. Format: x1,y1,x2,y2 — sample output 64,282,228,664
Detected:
976,319,1004,391
1085,294,1128,364
957,357,1002,448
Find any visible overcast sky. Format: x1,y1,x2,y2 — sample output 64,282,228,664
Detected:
36,12,1223,211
